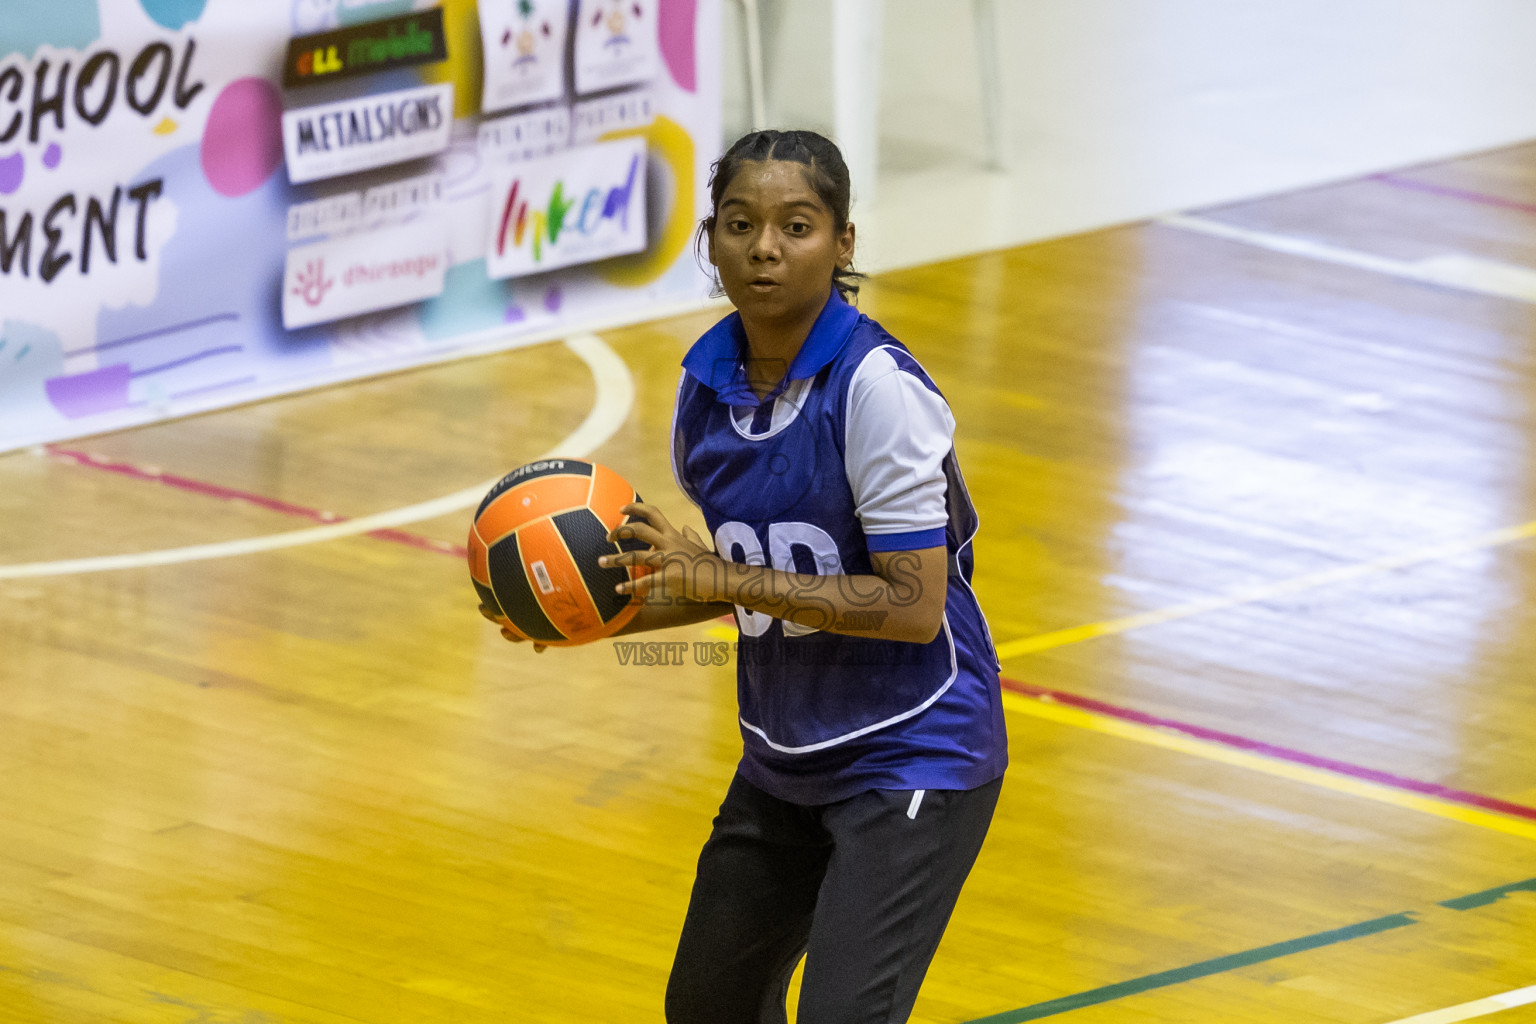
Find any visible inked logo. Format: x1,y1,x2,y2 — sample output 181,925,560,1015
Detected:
494,153,638,263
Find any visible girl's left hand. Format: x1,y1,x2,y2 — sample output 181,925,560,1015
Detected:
478,602,547,652
602,502,720,603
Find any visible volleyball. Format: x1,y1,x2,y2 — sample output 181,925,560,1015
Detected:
468,459,652,646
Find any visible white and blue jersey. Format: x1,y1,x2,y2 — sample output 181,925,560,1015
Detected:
672,289,1008,804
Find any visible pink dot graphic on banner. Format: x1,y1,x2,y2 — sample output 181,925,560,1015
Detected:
43,143,62,169
0,153,22,195
200,78,283,198
658,0,697,92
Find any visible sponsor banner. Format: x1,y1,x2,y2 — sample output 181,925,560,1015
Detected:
286,173,445,242
478,0,571,113
282,82,453,184
574,0,660,95
283,218,449,329
478,106,572,163
282,7,448,89
0,0,720,454
572,88,655,145
486,137,646,280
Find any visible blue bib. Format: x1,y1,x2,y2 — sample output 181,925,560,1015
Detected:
673,291,1007,803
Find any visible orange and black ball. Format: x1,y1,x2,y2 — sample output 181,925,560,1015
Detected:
468,459,652,646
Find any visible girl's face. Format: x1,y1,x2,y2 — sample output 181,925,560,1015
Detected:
707,160,854,328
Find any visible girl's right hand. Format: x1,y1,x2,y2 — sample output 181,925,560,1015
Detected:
478,603,547,653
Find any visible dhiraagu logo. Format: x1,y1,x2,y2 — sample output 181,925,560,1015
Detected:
486,137,647,280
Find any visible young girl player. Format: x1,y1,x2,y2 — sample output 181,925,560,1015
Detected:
494,129,1007,1022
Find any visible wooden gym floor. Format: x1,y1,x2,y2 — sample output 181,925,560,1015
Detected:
4,141,1536,1024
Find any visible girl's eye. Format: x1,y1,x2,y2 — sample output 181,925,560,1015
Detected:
786,222,810,235
729,219,751,231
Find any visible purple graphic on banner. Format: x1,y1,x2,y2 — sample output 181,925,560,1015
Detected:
42,143,62,169
131,345,244,377
0,153,21,194
67,314,242,358
46,364,133,418
44,341,239,420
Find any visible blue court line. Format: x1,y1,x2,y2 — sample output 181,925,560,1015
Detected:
966,876,1536,1023
1439,876,1536,911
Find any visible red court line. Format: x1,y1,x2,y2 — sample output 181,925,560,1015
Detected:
1000,676,1536,823
48,446,468,558
1371,172,1536,217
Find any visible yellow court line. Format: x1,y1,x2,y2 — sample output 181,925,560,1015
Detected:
995,517,1536,660
999,691,1536,843
1385,984,1536,1024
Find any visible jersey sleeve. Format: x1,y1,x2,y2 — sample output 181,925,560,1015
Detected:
844,348,954,552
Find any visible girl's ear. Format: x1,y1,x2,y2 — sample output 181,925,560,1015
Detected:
705,219,719,267
836,222,856,270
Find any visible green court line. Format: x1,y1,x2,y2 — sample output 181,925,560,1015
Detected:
965,913,1417,1023
1440,876,1536,912
969,873,1536,1022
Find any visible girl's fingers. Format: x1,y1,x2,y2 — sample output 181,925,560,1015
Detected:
607,520,665,549
621,502,673,534
498,626,546,652
599,549,663,569
618,573,655,598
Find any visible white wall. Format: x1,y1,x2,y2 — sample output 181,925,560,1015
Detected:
719,0,1536,271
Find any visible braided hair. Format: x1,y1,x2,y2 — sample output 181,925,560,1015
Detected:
697,129,865,302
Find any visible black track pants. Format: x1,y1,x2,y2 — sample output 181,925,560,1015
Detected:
665,770,1003,1024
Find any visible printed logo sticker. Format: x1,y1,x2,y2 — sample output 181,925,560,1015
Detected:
479,106,571,163
282,82,453,184
479,0,571,113
485,136,646,280
283,7,449,88
282,217,449,329
573,0,659,95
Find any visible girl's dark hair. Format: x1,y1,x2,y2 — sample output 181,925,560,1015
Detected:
696,129,865,302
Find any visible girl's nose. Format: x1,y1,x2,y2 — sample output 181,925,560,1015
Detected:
750,228,781,261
